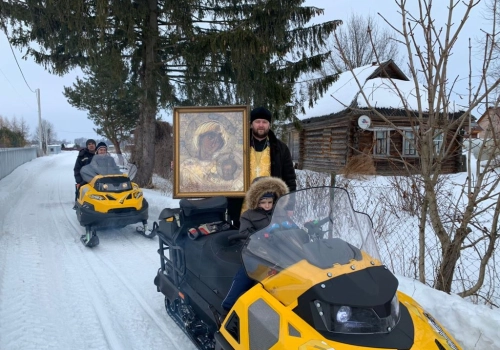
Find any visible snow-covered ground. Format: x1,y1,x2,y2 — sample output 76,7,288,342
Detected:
0,151,499,349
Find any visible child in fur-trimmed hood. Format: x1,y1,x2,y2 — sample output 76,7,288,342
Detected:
222,176,288,312
238,176,289,238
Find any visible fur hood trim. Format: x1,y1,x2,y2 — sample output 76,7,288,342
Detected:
245,176,289,210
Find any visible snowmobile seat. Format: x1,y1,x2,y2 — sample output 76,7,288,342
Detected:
171,196,227,240
182,229,243,297
179,196,227,218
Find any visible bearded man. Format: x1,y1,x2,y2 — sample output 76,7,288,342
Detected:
227,106,296,226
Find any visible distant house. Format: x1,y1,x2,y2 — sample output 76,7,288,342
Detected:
61,143,78,151
285,60,468,175
462,121,482,139
47,145,61,155
477,107,500,139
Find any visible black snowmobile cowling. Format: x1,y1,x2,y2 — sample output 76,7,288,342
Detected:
152,186,463,350
75,155,151,248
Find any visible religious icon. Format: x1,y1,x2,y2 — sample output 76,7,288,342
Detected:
173,106,249,198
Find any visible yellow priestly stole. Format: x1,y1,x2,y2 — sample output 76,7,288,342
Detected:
240,146,271,214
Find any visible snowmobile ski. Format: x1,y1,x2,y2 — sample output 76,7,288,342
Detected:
81,227,99,248
136,221,156,238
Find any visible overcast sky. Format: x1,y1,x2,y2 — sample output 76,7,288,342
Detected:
0,0,490,142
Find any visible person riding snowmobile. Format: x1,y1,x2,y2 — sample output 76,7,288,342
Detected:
95,141,108,155
222,176,288,312
76,150,149,247
73,139,96,209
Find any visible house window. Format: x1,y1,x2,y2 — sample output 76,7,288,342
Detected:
433,131,444,153
374,130,390,156
403,131,417,156
288,131,299,162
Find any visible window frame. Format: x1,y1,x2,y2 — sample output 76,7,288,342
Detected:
399,127,419,157
433,130,444,154
373,128,392,157
288,131,300,162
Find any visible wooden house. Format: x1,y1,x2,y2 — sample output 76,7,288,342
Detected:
285,60,468,175
477,107,500,139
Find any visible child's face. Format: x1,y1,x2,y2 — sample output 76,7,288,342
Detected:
258,197,274,211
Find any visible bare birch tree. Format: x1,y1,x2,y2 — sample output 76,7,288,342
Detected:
33,119,56,153
333,0,500,302
323,13,402,73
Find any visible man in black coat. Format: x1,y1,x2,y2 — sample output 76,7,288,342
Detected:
73,139,96,207
249,106,296,191
227,106,296,226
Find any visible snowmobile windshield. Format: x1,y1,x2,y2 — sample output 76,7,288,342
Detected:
242,186,380,283
80,154,123,183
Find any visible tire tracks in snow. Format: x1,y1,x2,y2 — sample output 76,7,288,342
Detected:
1,153,194,350
0,155,85,349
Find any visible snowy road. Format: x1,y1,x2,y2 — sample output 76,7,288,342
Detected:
1,152,500,350
0,153,195,350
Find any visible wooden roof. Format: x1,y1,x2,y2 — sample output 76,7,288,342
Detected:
299,107,470,125
367,60,409,81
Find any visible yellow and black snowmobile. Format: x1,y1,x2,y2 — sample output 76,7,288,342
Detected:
76,154,150,247
153,186,462,350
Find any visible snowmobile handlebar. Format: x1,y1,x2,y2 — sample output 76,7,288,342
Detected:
303,216,330,231
228,220,299,243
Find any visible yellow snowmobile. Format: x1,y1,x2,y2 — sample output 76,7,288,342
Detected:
153,186,462,350
76,155,150,247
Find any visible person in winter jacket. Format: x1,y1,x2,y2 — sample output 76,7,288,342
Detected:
73,139,96,207
227,106,296,226
221,176,289,312
74,139,96,185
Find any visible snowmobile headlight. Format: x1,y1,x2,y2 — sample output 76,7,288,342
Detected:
329,295,401,334
336,306,352,323
102,184,108,190
89,194,106,200
134,191,143,199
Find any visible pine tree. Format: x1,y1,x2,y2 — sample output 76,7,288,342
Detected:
0,0,341,186
63,52,139,163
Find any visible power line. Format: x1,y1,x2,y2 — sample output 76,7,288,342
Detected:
0,67,38,111
3,31,35,93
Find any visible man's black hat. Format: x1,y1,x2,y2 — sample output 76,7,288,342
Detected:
250,107,272,123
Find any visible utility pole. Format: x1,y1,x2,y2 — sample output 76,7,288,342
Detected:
36,88,43,154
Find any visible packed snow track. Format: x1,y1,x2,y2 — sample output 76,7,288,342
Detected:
0,152,196,350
